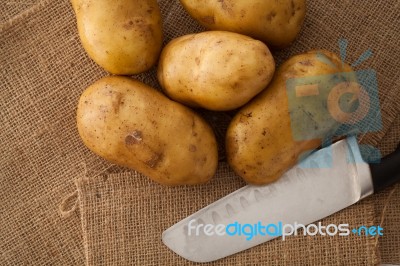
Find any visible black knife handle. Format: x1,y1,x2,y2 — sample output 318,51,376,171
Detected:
370,144,400,192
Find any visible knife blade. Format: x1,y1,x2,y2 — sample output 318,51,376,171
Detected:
162,136,400,263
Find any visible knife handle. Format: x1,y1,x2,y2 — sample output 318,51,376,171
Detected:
370,144,400,192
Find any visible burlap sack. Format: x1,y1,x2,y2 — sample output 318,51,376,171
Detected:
0,0,399,265
374,114,400,264
77,165,378,266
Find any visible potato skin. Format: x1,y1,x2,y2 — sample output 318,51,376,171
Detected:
226,50,356,185
157,31,275,111
71,0,163,75
180,0,306,48
77,77,218,186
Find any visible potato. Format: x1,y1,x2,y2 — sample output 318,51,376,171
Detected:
71,0,163,75
157,31,275,111
77,76,218,186
180,0,306,48
226,50,358,185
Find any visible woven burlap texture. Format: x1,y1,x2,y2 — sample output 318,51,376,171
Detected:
0,0,399,265
78,165,378,266
373,114,400,263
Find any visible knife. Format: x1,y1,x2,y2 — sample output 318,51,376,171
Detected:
162,136,400,263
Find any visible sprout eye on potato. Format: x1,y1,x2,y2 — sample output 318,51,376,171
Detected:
180,0,306,48
226,50,358,185
77,76,218,186
157,31,275,111
71,0,163,75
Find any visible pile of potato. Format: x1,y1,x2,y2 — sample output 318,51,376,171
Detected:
73,0,356,186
